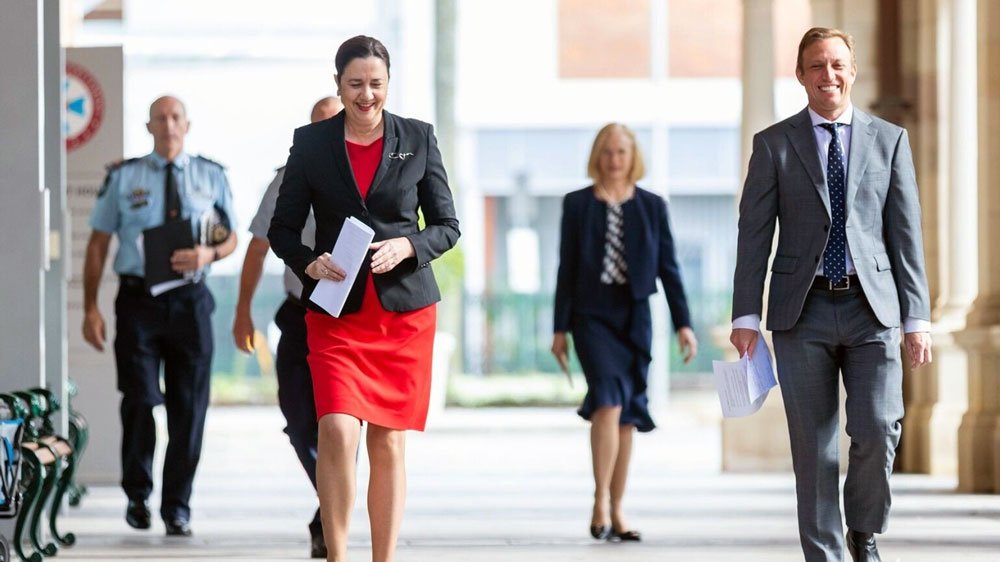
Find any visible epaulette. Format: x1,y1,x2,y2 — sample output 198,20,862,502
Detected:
194,154,227,169
104,156,140,173
98,157,140,198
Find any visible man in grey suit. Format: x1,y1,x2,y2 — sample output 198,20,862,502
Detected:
730,27,933,562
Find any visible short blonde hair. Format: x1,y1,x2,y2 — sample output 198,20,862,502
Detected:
796,27,856,73
586,123,646,184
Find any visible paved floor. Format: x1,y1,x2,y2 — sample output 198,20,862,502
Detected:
23,395,1000,561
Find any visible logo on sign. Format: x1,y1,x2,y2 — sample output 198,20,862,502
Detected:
65,62,105,152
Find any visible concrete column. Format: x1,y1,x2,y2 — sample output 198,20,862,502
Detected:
739,0,775,179
0,0,46,392
43,0,68,433
811,0,842,27
944,0,978,323
905,0,974,476
647,0,670,414
898,0,939,473
956,0,1000,493
723,0,783,472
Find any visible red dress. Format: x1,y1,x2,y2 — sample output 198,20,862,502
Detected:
306,138,437,431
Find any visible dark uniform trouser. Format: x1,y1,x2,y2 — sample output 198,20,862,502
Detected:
274,296,322,529
772,284,903,562
114,279,214,522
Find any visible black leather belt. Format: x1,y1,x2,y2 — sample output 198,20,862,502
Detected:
811,274,859,292
119,274,147,291
119,274,201,295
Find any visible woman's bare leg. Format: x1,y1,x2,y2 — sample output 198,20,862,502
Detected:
317,413,362,562
366,423,406,562
610,424,635,532
590,406,622,530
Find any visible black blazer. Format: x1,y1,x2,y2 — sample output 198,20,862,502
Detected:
553,185,691,332
268,110,460,314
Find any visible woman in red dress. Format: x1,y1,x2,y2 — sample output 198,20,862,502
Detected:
268,35,460,562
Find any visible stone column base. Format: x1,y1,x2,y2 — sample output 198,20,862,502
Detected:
721,384,850,473
954,325,1000,492
900,329,967,474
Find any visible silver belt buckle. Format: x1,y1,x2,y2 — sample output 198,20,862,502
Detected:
831,276,851,291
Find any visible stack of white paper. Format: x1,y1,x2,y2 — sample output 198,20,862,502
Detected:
309,216,375,317
711,335,777,417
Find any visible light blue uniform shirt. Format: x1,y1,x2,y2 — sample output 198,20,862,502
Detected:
89,151,235,277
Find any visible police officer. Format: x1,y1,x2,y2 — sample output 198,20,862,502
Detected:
232,96,341,559
82,95,236,538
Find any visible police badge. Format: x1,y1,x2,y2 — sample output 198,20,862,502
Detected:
198,203,232,247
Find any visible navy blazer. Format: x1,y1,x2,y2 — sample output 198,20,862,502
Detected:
268,110,460,314
553,186,692,332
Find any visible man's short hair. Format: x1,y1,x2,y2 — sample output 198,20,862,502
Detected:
796,27,856,73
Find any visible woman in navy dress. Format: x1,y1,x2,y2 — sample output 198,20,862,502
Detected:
552,123,698,542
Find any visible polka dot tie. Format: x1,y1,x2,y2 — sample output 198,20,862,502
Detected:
820,122,846,284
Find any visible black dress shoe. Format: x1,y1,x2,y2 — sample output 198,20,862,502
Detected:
846,529,881,562
611,528,642,542
309,522,327,559
589,524,610,540
125,500,151,530
165,518,193,537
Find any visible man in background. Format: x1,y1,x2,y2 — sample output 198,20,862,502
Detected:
83,95,237,538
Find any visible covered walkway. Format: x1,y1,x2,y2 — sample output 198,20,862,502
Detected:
50,396,1000,561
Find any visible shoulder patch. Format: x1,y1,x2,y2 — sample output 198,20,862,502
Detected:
98,157,139,198
97,174,112,198
194,154,227,169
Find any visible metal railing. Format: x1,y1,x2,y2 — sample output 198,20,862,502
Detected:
463,290,731,380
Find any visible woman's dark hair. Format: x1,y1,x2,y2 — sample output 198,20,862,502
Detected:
335,35,391,78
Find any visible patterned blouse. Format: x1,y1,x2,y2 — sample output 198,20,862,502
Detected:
600,202,628,285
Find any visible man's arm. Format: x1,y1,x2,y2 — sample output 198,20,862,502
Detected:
82,230,112,351
233,236,270,353
731,133,779,355
732,133,779,320
885,128,933,368
884,128,931,324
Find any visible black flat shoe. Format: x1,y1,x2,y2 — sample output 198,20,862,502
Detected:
125,500,151,530
164,518,192,537
846,529,881,562
611,528,641,542
589,524,611,540
309,521,327,559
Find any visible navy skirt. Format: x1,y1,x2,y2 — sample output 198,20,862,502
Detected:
572,282,655,432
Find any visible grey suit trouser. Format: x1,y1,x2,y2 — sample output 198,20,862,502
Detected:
772,284,903,562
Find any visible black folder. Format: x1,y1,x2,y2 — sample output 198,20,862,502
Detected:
142,219,194,294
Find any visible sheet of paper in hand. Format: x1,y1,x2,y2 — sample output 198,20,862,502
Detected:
711,335,777,417
309,217,376,317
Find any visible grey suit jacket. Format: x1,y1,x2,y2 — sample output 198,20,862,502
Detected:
732,107,931,331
